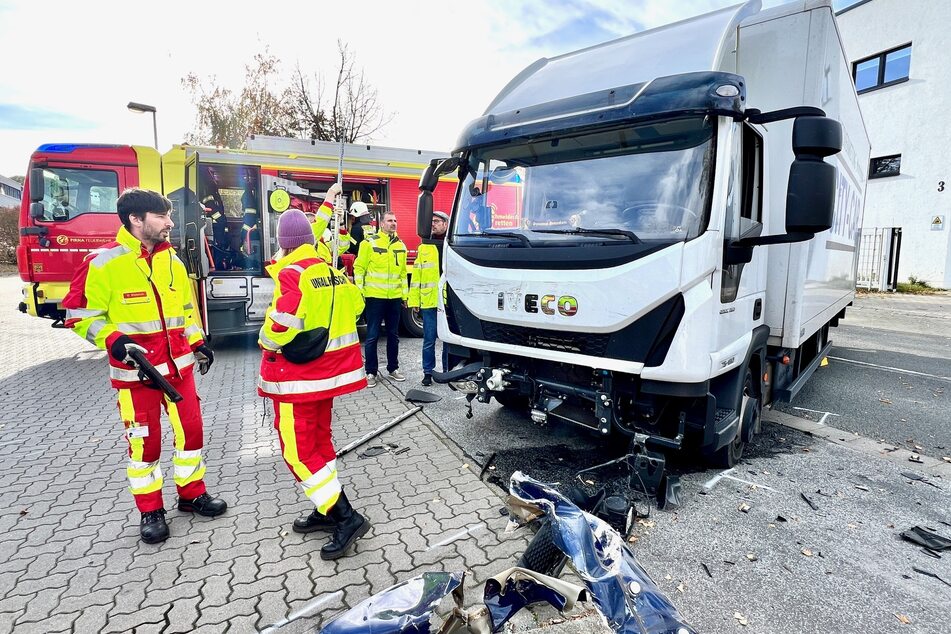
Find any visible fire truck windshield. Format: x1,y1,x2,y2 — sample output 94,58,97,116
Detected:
452,116,715,246
33,167,120,222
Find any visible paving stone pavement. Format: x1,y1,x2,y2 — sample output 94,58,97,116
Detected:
0,276,590,633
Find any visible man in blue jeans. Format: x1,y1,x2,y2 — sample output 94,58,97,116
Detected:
408,211,448,385
354,211,408,387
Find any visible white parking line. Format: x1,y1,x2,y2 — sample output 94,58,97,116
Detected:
828,356,951,382
792,407,841,425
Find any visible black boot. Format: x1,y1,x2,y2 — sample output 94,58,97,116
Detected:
293,509,336,534
178,492,228,517
320,491,370,560
422,374,433,386
141,509,169,544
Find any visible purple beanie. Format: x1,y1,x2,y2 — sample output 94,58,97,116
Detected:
278,209,315,250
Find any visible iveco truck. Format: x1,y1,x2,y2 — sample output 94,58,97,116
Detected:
417,0,869,467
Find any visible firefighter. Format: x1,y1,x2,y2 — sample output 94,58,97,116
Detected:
354,210,408,387
257,189,370,560
239,175,260,270
347,201,375,254
62,188,227,544
408,211,449,386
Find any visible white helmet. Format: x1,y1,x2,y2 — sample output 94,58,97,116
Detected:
349,201,370,218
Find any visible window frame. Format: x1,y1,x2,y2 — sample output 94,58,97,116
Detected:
852,43,912,94
869,154,902,180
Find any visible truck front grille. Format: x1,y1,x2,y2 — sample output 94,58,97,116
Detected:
482,322,610,357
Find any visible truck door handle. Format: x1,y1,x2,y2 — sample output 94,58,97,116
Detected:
753,299,762,320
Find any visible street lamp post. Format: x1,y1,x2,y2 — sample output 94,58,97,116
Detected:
127,101,158,150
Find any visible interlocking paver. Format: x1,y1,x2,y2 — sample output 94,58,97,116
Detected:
0,275,531,633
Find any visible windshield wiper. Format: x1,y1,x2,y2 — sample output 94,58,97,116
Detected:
532,227,641,244
455,232,533,247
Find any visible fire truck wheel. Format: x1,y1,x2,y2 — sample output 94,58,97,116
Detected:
400,305,424,338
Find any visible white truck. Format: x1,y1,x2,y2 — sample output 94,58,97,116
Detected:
418,0,869,468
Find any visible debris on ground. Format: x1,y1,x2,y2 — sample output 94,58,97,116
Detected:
900,526,951,551
734,612,749,626
894,613,911,625
900,471,941,489
358,445,387,458
912,567,951,588
800,492,819,511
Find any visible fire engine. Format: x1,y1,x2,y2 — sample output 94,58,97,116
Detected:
17,137,456,337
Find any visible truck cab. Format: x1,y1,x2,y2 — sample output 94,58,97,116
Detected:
420,0,869,466
17,144,162,322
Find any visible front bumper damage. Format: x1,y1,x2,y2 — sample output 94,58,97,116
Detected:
319,474,695,634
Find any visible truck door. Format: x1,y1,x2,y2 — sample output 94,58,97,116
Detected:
181,152,211,331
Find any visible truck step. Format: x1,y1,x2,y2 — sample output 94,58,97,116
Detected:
714,408,737,425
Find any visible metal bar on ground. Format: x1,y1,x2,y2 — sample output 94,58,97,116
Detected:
336,406,422,459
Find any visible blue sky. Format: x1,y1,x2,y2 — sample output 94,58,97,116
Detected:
0,0,866,176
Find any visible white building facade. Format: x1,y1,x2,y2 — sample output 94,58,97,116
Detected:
837,0,951,288
0,174,21,208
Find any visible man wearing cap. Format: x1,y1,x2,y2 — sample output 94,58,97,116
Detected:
257,191,370,560
408,211,449,386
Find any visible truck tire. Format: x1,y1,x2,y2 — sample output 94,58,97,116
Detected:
400,305,424,338
517,520,569,578
708,368,759,468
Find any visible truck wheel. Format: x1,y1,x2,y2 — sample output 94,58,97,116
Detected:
400,305,424,338
708,368,758,469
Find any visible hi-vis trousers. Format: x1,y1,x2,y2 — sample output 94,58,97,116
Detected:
272,399,341,515
116,372,207,512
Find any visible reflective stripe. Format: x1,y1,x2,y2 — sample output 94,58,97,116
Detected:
259,331,282,350
287,264,307,274
66,307,105,319
90,244,131,268
418,282,437,289
109,352,196,382
85,318,107,344
127,460,163,495
365,282,401,289
184,324,201,338
326,331,359,351
183,303,194,310
367,272,399,279
258,367,366,395
301,458,337,494
316,208,332,222
415,262,436,270
165,316,186,328
117,319,163,334
173,449,206,487
269,311,305,329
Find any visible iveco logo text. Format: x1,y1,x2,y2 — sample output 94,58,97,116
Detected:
499,292,578,316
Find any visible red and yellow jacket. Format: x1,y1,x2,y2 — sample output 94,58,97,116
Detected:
63,226,205,389
257,243,366,402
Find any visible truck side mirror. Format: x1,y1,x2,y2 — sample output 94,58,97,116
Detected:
785,117,842,234
30,167,45,202
417,192,434,239
29,202,46,220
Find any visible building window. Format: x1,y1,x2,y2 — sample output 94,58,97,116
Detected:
853,44,911,93
869,154,901,179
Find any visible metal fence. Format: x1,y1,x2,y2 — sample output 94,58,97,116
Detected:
856,227,902,291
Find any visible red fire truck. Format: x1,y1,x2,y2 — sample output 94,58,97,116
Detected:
17,137,456,337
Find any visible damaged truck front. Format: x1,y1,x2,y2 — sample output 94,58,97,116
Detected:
421,0,869,467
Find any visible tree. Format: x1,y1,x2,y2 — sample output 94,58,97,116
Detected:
183,42,391,146
290,41,393,143
183,51,297,147
10,176,24,185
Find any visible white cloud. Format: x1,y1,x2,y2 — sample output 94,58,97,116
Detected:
1,0,794,176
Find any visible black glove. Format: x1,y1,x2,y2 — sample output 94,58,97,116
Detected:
195,344,214,375
109,335,148,367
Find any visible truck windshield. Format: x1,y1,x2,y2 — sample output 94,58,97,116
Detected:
33,167,120,222
453,117,715,245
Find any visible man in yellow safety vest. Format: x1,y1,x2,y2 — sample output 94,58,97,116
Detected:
408,211,448,386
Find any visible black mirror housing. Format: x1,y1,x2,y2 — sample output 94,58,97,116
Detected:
29,167,45,202
29,202,45,219
786,158,836,234
417,192,434,239
792,116,842,157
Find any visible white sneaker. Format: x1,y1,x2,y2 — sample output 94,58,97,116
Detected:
388,369,406,382
366,373,377,387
